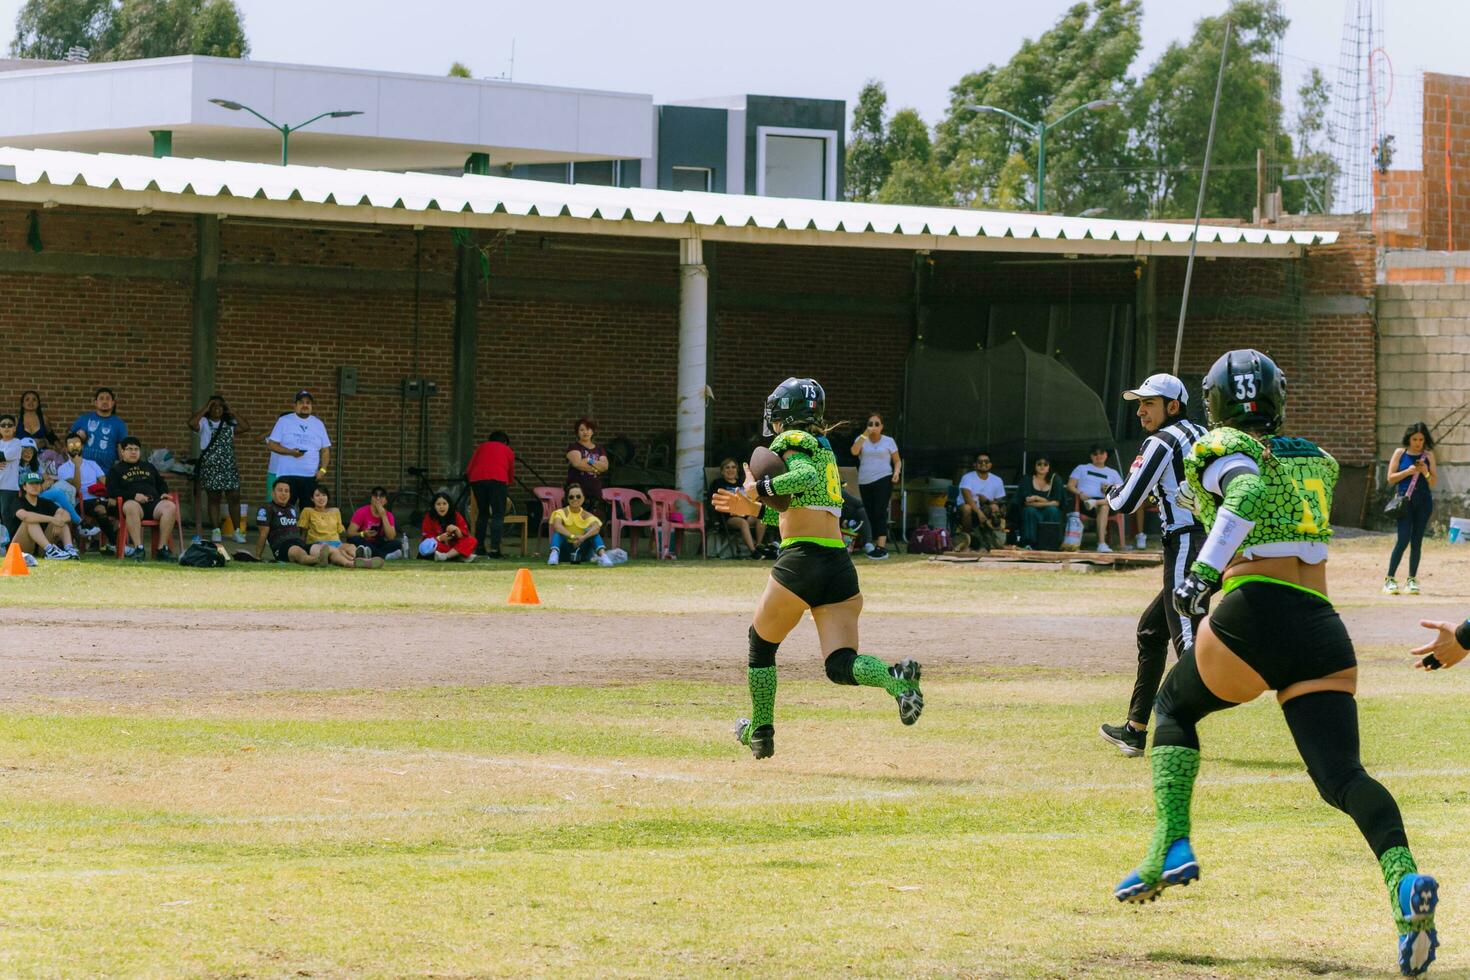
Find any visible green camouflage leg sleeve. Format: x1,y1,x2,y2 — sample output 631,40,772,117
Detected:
1380,845,1427,935
1139,745,1201,884
748,666,776,730
851,655,907,696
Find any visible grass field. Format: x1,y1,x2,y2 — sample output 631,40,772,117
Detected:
3,537,1469,977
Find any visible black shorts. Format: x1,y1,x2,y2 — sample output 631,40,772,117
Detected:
129,499,160,520
770,541,860,608
272,537,309,563
1207,580,1356,690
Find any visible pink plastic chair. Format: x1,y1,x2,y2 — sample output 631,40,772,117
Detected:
649,488,705,559
601,487,659,557
532,486,565,552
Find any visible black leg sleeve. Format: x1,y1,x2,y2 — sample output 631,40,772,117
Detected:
1282,690,1408,859
1152,651,1235,750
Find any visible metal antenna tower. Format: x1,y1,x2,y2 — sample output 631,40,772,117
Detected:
1328,0,1386,213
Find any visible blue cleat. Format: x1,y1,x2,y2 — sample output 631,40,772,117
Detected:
1397,873,1439,976
1114,837,1200,904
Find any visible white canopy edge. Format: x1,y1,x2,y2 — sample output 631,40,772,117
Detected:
0,147,1337,258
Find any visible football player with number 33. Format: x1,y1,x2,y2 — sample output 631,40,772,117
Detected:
713,377,923,760
1113,350,1441,977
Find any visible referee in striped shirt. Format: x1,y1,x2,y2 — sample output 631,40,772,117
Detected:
1098,374,1208,758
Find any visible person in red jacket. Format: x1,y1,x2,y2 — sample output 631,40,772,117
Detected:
419,492,478,562
466,430,514,558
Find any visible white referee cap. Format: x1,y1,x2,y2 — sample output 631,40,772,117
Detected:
1123,373,1188,404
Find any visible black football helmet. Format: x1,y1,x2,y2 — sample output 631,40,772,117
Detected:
1202,349,1286,432
763,377,825,436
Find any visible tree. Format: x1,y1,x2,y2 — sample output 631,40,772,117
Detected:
8,0,248,62
845,79,890,202
1130,0,1292,219
934,0,1141,214
874,107,949,206
9,0,113,59
1284,67,1336,213
447,61,472,78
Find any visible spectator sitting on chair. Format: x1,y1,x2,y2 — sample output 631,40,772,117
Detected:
0,414,20,529
265,390,331,509
957,451,1007,550
107,436,178,562
1016,456,1065,549
419,492,478,562
467,430,514,558
548,484,613,566
17,390,56,449
256,478,325,566
7,471,75,560
190,394,248,545
57,430,109,548
72,387,128,471
709,456,772,559
1067,445,1124,553
347,486,406,560
565,419,609,516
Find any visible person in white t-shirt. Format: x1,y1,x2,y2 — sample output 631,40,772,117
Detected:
265,390,332,509
1067,445,1124,552
57,429,109,547
848,412,900,560
0,414,20,530
957,451,1007,550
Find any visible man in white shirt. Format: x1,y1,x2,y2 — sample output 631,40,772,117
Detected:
266,390,332,509
57,429,109,548
1067,445,1124,552
957,451,1007,550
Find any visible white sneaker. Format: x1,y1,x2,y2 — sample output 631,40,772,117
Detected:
63,546,79,559
547,550,560,566
433,549,451,562
211,528,222,543
595,552,613,567
44,544,70,560
232,530,246,544
80,525,102,539
1134,532,1147,549
1097,542,1113,553
22,553,36,567
465,553,478,563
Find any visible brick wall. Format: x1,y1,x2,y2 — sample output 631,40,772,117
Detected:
1377,169,1425,250
1423,73,1470,252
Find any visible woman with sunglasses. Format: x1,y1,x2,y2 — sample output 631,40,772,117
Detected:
849,412,900,559
714,378,923,761
547,484,612,566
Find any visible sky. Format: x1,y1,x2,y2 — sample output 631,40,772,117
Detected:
0,0,1457,135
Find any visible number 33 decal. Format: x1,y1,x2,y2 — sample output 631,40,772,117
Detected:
1232,374,1257,400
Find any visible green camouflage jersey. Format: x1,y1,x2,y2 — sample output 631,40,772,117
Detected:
1182,427,1337,560
760,429,843,525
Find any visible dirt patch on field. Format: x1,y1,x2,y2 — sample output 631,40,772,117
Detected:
10,598,1461,701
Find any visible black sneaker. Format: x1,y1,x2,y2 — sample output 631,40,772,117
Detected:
154,546,174,562
1099,722,1146,758
866,545,890,561
734,719,774,759
889,659,923,725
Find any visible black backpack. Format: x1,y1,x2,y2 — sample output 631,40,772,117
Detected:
178,542,227,568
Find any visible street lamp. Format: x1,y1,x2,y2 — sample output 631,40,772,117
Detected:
209,98,364,165
965,99,1118,211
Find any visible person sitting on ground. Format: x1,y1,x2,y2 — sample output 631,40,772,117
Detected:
467,430,514,558
548,483,613,566
255,478,322,566
18,437,81,529
347,486,406,560
709,456,773,559
57,430,109,549
1015,455,1066,549
7,471,75,560
106,436,179,561
299,485,381,567
1067,444,1124,553
957,451,1007,550
418,492,478,562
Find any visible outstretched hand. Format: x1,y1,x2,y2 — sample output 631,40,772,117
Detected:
1410,620,1468,671
713,486,758,517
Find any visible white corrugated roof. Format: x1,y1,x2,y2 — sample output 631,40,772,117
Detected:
0,147,1337,255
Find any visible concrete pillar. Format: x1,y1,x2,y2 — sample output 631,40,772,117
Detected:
676,236,709,513
191,215,220,408
451,231,479,469
151,130,173,158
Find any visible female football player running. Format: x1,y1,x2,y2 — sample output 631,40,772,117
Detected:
1114,350,1440,977
714,377,922,760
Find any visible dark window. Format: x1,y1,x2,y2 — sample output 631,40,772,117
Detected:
671,167,713,192
573,161,617,186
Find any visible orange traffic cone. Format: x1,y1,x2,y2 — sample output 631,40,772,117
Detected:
507,567,540,605
0,541,29,577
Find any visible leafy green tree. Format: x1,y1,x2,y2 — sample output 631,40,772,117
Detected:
845,79,890,202
448,61,472,78
1130,0,1291,219
9,0,113,59
188,0,246,58
874,107,948,206
935,0,1140,214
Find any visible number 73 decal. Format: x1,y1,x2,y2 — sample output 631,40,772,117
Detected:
1292,477,1329,534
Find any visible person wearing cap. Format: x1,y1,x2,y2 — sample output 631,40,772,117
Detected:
7,470,76,560
17,436,81,527
266,390,332,510
1097,373,1208,758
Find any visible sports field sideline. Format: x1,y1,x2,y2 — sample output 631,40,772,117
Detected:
3,535,1469,976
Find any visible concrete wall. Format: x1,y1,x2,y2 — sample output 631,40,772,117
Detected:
1376,282,1470,494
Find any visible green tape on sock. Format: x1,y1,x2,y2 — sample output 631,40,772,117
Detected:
1380,845,1422,935
748,666,776,729
851,655,903,697
1139,745,1200,885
